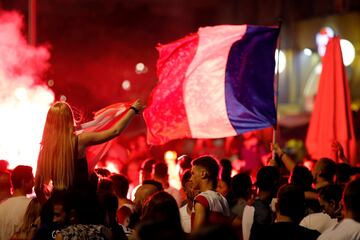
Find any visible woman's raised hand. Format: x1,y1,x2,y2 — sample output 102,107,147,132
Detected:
131,99,145,113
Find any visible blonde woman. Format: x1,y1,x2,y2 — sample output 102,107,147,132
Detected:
35,100,144,195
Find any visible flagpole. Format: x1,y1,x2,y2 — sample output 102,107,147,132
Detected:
272,18,283,161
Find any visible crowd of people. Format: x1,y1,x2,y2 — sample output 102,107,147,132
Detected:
0,101,360,240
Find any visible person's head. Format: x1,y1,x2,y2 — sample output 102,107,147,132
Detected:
110,174,129,199
0,170,11,193
0,159,9,171
231,173,252,200
140,158,156,183
290,165,313,191
336,163,353,185
134,183,160,214
191,155,219,190
255,166,280,197
63,190,102,225
217,159,232,196
177,155,192,176
319,184,343,218
312,158,336,185
153,162,168,183
141,191,181,226
36,102,76,190
97,177,114,195
51,190,67,225
276,184,305,223
343,175,360,222
95,168,111,178
11,165,34,194
181,169,196,201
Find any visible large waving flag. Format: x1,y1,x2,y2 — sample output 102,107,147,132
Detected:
306,37,357,164
144,25,279,145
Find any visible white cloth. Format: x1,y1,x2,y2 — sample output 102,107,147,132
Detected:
193,190,230,217
179,204,191,233
318,218,360,240
242,205,255,240
0,196,31,240
165,186,183,207
300,212,337,233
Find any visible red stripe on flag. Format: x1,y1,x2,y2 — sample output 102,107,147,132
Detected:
143,33,199,145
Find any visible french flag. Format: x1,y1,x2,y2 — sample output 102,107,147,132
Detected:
144,25,279,145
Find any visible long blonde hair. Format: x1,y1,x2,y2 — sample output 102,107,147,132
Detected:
36,102,75,190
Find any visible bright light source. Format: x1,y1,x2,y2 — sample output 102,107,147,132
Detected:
136,62,145,72
47,79,54,87
275,49,286,74
122,80,131,90
340,39,355,66
165,150,177,162
303,48,312,56
316,27,335,57
104,161,120,174
60,95,67,102
164,150,181,190
135,62,148,74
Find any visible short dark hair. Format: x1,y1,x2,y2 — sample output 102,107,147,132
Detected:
336,163,353,184
277,184,305,223
343,175,360,222
220,159,232,187
181,169,191,188
319,184,343,205
97,178,113,194
110,174,129,198
141,158,156,174
290,165,313,191
11,165,33,189
255,166,280,192
192,155,219,188
231,173,252,199
177,155,192,172
318,158,336,182
154,162,168,179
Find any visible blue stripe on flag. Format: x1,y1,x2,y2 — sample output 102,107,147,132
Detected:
224,26,279,134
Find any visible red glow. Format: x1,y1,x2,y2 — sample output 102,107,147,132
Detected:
0,11,54,171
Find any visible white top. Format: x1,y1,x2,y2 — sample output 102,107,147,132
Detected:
242,205,255,240
0,196,31,240
318,218,360,240
179,204,191,233
300,212,337,233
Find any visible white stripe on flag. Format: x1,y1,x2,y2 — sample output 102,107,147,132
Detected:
184,25,247,138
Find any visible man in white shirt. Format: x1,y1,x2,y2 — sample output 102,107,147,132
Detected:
318,176,360,240
0,165,34,240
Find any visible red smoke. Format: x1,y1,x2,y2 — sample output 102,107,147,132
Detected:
0,11,54,170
